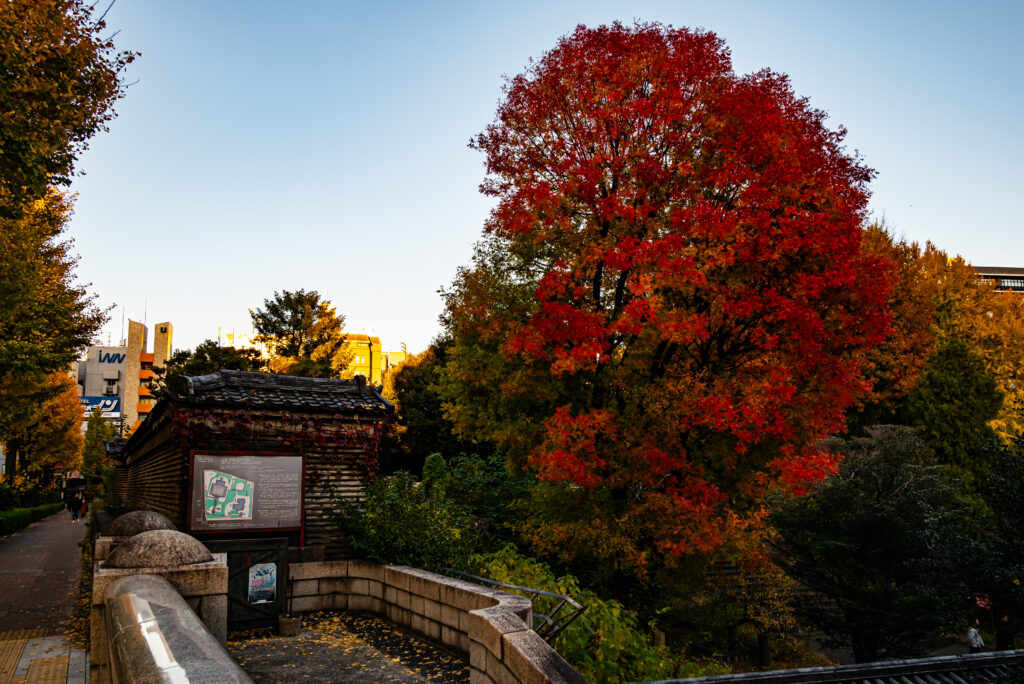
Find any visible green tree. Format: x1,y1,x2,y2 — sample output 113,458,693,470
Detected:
250,289,351,378
152,339,265,397
81,407,116,482
0,0,135,216
1,191,105,474
979,438,1024,619
770,427,976,663
907,339,1003,487
0,190,106,382
387,340,491,461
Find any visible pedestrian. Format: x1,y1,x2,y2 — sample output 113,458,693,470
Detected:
80,492,88,517
996,615,1015,651
68,494,82,523
969,618,985,653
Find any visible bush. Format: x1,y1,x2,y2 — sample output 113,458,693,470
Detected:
473,545,729,684
0,484,17,511
330,454,481,571
0,502,64,535
445,452,534,545
0,483,58,511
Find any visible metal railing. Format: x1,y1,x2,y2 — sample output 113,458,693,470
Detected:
443,568,586,643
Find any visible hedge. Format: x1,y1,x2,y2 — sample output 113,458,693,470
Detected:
0,503,64,536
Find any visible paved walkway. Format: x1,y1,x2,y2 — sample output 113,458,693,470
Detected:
0,511,89,683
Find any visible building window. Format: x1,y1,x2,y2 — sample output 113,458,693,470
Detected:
1001,278,1024,292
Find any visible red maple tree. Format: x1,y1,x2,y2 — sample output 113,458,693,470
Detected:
442,22,892,574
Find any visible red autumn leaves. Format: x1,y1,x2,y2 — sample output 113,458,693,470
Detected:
446,22,892,571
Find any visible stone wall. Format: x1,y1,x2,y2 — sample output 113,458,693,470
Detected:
287,561,585,684
91,540,229,683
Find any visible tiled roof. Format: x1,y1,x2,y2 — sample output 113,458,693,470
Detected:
104,438,128,457
974,266,1024,277
645,650,1024,684
167,370,393,416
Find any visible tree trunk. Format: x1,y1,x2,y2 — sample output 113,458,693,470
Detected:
4,438,20,478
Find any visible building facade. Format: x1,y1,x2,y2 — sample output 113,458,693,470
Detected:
342,334,383,384
75,320,172,432
974,266,1024,293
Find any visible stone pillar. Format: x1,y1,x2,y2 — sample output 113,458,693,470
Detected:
90,529,228,683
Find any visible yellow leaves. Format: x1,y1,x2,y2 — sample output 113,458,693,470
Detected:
862,227,1024,442
226,609,469,681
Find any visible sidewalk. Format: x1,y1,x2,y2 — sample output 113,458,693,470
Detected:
0,511,89,683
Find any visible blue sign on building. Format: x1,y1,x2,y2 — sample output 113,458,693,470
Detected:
81,396,121,418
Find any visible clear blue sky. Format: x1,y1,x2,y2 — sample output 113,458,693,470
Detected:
67,0,1024,355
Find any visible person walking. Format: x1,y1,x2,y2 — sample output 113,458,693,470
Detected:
67,494,82,523
968,619,985,653
996,615,1015,651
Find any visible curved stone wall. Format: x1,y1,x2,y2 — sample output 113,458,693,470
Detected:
287,560,585,684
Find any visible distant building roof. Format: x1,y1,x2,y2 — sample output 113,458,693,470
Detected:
342,333,381,344
167,370,392,416
974,266,1024,293
974,266,1024,277
653,650,1024,684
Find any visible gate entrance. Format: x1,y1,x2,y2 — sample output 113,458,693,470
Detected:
205,537,289,631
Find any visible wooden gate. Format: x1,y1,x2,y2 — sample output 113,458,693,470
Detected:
205,538,289,631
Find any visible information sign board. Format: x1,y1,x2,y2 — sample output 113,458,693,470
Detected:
189,454,302,532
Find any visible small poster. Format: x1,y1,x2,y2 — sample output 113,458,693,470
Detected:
248,563,277,604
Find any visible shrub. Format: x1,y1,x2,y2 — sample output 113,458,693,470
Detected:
0,502,64,535
330,454,480,571
0,484,17,511
473,545,729,684
445,452,534,545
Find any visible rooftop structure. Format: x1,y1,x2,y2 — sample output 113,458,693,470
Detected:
974,266,1024,293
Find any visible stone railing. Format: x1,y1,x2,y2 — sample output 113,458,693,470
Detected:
103,574,251,683
288,560,586,684
92,509,585,684
91,518,230,684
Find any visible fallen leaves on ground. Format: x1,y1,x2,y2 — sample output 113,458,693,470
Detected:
227,610,469,683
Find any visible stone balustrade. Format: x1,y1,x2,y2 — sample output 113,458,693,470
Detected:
92,509,585,684
103,574,251,684
287,560,586,684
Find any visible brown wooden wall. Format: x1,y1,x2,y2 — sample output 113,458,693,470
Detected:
302,448,367,558
112,465,129,510
121,420,188,526
118,407,377,559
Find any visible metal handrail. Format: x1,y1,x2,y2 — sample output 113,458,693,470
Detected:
443,568,586,643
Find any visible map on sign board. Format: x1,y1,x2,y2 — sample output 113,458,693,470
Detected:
190,454,302,532
203,470,254,521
